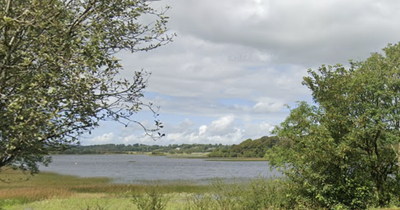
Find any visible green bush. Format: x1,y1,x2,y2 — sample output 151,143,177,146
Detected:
131,185,171,210
268,43,400,209
185,177,286,210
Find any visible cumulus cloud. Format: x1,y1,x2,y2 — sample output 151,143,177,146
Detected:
198,125,207,136
117,133,155,145
243,121,276,138
84,133,115,145
150,116,275,145
162,115,240,144
84,0,400,146
253,98,285,113
161,0,400,66
207,115,235,135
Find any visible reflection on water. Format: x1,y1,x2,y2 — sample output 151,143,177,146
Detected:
40,155,281,184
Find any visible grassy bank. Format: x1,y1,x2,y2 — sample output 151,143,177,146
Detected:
3,169,399,209
0,168,287,210
204,157,267,161
0,168,211,210
166,153,268,161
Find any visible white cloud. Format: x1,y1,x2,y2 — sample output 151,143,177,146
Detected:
253,98,285,113
243,121,275,138
154,116,274,145
84,0,400,146
118,133,155,145
208,115,235,135
85,133,115,145
160,115,242,145
158,0,400,66
198,125,207,136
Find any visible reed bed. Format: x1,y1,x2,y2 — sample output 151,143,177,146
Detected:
0,168,211,209
2,169,400,209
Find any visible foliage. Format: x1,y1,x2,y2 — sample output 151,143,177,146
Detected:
56,137,281,156
0,0,174,173
208,136,281,158
80,203,107,210
55,143,224,154
131,184,171,210
185,178,286,210
266,43,400,209
0,169,211,206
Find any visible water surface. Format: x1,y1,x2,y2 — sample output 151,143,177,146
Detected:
40,155,280,184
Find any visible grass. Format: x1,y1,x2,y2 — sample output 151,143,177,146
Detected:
3,168,400,209
165,153,209,159
0,168,286,210
166,153,268,161
0,168,212,210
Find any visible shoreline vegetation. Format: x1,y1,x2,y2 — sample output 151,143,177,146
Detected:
1,161,399,209
54,136,282,159
150,151,268,161
2,167,397,210
0,168,211,209
0,168,283,210
2,134,399,209
51,152,269,162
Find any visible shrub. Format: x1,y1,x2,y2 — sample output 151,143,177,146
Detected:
185,177,286,210
131,185,171,210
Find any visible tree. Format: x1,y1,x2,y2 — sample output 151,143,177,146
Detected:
208,136,280,158
267,43,400,209
0,0,174,174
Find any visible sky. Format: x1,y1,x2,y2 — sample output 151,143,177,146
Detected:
82,0,400,146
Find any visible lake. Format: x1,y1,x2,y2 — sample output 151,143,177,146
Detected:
40,155,281,184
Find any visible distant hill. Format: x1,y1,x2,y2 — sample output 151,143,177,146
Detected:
207,136,281,158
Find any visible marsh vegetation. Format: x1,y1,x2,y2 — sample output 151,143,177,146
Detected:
0,169,285,210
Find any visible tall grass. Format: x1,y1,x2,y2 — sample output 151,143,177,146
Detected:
131,184,172,210
3,168,400,210
185,177,286,210
0,168,211,209
1,168,292,209
0,168,111,202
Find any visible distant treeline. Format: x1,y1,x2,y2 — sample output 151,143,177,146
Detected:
207,136,285,158
54,136,286,157
54,143,226,155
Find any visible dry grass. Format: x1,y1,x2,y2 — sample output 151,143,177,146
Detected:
2,169,398,210
0,168,110,202
0,167,210,206
0,187,74,201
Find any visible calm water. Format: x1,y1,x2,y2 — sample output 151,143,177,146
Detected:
40,155,281,184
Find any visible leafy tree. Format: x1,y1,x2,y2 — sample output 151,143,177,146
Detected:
0,0,174,173
267,43,400,209
208,136,280,158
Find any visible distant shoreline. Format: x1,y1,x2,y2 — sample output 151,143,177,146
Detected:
50,153,268,162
